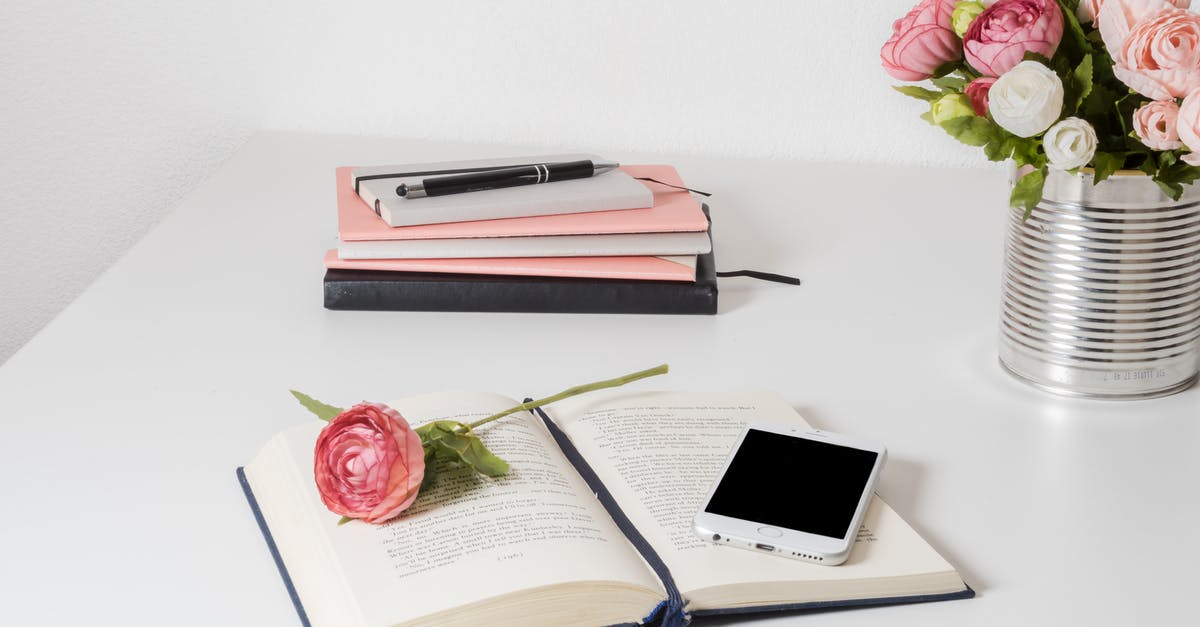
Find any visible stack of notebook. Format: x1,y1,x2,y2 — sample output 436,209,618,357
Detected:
323,154,718,314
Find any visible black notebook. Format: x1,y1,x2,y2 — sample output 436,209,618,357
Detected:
323,249,717,314
239,391,972,627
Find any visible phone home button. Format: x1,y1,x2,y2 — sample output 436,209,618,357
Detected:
757,526,783,538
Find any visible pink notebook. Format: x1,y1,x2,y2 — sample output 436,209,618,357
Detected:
323,250,697,282
337,165,708,241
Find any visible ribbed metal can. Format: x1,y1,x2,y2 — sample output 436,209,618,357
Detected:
999,168,1200,399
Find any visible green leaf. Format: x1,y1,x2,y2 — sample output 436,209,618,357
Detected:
1155,179,1184,200
940,116,1000,147
920,111,935,125
1070,55,1093,115
1010,167,1047,218
337,516,353,526
415,420,467,445
460,437,510,477
1151,153,1200,200
1138,156,1158,177
1056,0,1093,65
1010,137,1044,169
930,76,967,93
1090,152,1125,184
428,431,510,477
893,85,942,102
417,419,510,478
1082,82,1117,119
931,61,960,79
420,448,438,489
984,136,1014,162
289,390,344,422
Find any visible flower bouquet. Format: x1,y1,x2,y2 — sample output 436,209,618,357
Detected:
882,0,1200,213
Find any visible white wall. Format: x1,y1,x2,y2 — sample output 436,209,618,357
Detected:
0,0,976,364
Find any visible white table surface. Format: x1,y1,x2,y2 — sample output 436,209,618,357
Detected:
1,132,1196,626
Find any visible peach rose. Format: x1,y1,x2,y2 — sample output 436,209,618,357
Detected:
314,402,425,524
1079,0,1188,24
963,0,1064,77
1177,89,1200,164
1110,8,1200,99
881,0,963,81
965,76,997,115
1097,0,1191,55
1134,100,1184,150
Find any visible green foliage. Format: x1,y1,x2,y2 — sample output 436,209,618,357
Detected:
1010,137,1044,169
1065,55,1093,116
1010,167,1048,218
931,61,961,79
1056,0,1092,66
893,85,941,102
416,420,510,479
930,75,967,93
1090,152,1124,184
1149,151,1200,200
940,116,1000,147
290,390,344,422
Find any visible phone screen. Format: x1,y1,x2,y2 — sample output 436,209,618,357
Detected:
704,429,879,539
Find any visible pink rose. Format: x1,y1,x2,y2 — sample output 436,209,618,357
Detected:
314,402,426,524
1177,89,1200,164
1134,100,1184,149
881,0,963,81
965,76,997,116
963,0,1064,77
1110,8,1200,99
1097,0,1190,57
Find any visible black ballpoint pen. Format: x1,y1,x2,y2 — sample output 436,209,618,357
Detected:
396,159,620,198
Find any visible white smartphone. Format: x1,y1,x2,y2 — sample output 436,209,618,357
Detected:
693,423,886,565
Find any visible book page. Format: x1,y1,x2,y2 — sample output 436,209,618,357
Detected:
548,391,960,607
247,391,663,627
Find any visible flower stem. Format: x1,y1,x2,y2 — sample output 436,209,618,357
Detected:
465,364,669,431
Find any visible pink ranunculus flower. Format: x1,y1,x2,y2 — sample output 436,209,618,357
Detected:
1096,0,1190,56
1134,100,1184,150
314,402,426,524
1176,89,1200,164
965,76,998,116
881,0,962,81
963,0,1064,77
1110,8,1200,99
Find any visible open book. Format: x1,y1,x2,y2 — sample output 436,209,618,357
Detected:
239,391,971,627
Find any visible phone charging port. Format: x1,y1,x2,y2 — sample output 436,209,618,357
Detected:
754,543,775,552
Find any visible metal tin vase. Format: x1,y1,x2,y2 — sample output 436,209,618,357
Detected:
999,168,1200,399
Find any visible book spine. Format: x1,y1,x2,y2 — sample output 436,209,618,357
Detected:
532,406,688,627
323,271,718,314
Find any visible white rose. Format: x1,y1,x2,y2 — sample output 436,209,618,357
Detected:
989,61,1064,138
1043,117,1098,171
